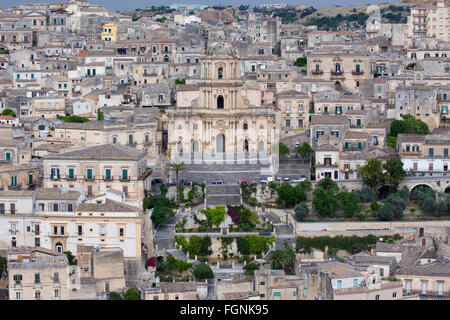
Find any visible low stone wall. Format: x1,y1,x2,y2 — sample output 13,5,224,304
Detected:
295,220,450,238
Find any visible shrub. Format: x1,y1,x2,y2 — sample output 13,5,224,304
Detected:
370,201,380,212
151,205,174,226
193,263,214,280
124,288,141,300
294,202,309,221
243,262,260,275
1,109,16,117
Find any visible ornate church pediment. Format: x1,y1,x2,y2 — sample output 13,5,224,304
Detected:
332,56,343,62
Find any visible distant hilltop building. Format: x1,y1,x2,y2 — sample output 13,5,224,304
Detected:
258,4,287,9
168,4,208,11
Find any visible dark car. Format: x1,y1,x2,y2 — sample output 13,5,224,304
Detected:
211,179,224,185
259,230,272,236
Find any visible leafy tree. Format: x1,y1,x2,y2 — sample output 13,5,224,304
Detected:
386,136,397,148
295,142,313,158
143,197,151,210
268,243,296,274
294,202,309,221
243,262,259,275
63,251,76,265
201,206,226,229
312,187,338,217
383,157,406,190
273,142,289,157
108,292,122,300
381,194,406,219
294,57,307,67
396,186,410,202
175,78,186,85
353,187,377,202
0,256,7,279
1,109,16,117
193,263,214,280
359,157,384,191
238,5,249,10
337,191,358,218
156,16,166,23
377,203,395,221
97,109,104,121
389,120,406,138
151,205,174,226
275,183,309,208
124,288,141,300
316,177,338,192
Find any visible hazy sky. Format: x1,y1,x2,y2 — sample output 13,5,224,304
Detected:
2,0,398,12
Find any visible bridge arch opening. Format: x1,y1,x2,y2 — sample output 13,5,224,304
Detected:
410,184,435,201
445,185,450,194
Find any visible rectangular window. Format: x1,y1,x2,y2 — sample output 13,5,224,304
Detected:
119,228,124,237
393,292,397,298
273,292,281,297
15,292,21,299
406,281,411,293
379,268,384,277
68,203,73,212
122,169,128,180
34,273,40,283
53,226,58,235
337,280,342,289
100,226,106,236
444,148,448,158
87,168,93,180
303,288,307,296
421,282,427,294
53,204,58,212
60,226,64,235
353,279,358,287
68,168,74,179
375,294,380,300
356,118,362,127
78,225,82,236
438,282,443,295
54,289,59,297
105,168,111,180
53,272,59,282
429,148,434,157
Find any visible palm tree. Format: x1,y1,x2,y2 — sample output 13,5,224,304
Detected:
269,243,295,273
169,160,187,203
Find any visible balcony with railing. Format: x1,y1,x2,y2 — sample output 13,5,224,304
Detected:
352,70,364,75
8,184,22,191
311,70,324,75
330,70,345,78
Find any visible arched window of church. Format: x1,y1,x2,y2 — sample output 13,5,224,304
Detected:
217,95,224,109
218,67,223,79
243,139,249,152
216,134,225,153
243,123,248,130
192,141,199,153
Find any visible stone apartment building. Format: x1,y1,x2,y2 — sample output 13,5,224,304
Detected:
42,144,150,199
8,246,71,300
397,128,450,176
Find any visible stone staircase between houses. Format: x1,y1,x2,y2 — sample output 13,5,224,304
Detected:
275,156,311,179
206,184,242,206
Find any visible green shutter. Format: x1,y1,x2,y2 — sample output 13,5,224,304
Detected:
69,168,74,179
105,169,111,180
122,169,128,180
87,168,92,180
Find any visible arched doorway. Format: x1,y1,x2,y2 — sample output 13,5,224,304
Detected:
192,140,199,153
55,242,63,253
11,237,16,248
217,95,224,109
410,184,435,200
243,139,249,152
216,134,225,153
177,142,183,154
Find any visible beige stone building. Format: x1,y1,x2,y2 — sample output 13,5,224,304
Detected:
167,29,278,162
32,95,66,119
8,246,70,300
142,282,207,300
42,144,150,199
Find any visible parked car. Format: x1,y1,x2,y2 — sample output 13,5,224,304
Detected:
238,178,249,184
276,176,282,181
260,177,268,183
284,177,290,181
211,179,224,185
295,142,300,147
259,230,272,236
